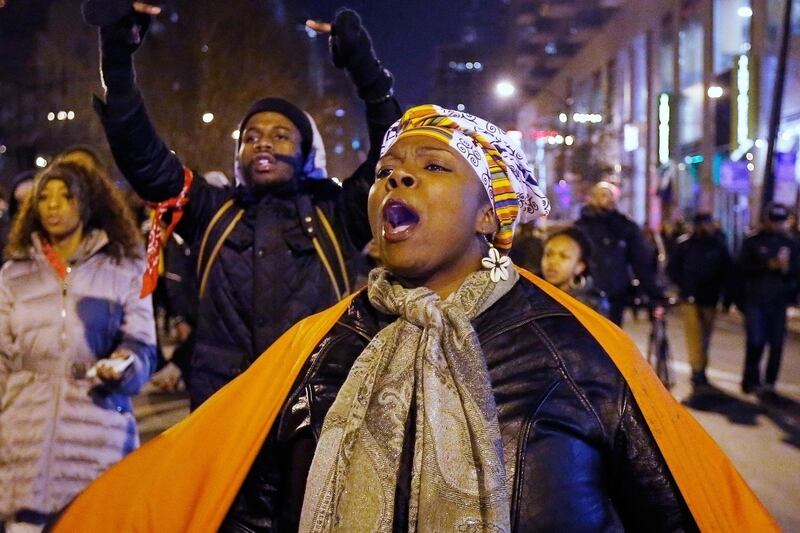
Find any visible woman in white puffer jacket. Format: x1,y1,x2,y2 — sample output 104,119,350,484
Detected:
0,158,156,531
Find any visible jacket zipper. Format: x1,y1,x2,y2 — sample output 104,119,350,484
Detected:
59,265,71,351
44,264,71,507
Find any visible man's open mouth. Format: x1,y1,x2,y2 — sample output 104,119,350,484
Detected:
253,154,276,172
382,199,420,242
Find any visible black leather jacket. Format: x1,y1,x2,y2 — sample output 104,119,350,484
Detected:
221,276,697,532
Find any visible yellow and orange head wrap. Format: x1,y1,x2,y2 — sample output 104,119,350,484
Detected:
380,104,550,252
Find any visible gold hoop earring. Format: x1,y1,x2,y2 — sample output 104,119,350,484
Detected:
568,274,587,291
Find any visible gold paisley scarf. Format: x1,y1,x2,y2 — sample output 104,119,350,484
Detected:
299,266,518,532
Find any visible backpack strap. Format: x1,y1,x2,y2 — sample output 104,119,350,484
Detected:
297,195,351,300
315,206,351,296
196,198,244,298
196,195,351,301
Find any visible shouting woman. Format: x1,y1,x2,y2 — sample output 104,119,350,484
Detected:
54,107,775,532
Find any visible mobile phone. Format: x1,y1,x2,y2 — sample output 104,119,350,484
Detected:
86,355,135,379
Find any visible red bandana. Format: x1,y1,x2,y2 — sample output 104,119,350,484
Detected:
140,167,193,297
40,240,69,280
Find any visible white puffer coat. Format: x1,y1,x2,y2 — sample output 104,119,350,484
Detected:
0,230,156,518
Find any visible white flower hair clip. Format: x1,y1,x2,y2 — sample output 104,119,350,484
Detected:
481,246,512,283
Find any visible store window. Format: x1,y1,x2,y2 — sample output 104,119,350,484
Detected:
679,12,704,146
713,0,752,75
659,16,675,93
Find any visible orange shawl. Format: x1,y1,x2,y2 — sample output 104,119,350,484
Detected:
53,271,779,532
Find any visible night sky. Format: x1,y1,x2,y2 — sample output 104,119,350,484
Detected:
296,0,478,107
0,0,489,106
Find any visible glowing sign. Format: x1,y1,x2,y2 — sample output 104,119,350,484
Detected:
658,93,670,165
736,55,750,147
624,124,639,152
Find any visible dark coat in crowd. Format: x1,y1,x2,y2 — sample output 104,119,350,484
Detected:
737,229,800,307
667,231,732,306
96,89,401,408
574,206,663,303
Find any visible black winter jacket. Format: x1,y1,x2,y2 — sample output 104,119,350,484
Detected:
95,88,401,408
737,229,800,307
575,206,664,303
220,276,697,532
667,232,732,306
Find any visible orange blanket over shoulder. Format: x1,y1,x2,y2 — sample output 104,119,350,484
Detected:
53,271,779,532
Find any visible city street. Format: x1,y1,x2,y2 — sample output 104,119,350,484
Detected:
133,309,800,530
624,309,800,531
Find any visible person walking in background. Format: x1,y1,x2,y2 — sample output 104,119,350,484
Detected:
667,212,731,392
88,1,401,408
541,226,610,316
0,170,36,263
0,159,156,531
738,202,800,395
575,181,665,325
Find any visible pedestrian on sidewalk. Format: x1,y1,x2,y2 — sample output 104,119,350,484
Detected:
667,212,732,391
575,181,665,326
0,159,156,531
737,202,800,394
87,1,401,409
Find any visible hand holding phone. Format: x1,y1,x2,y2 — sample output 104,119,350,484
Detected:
87,353,135,382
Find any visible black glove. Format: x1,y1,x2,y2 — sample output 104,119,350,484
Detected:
85,1,151,95
329,8,393,103
82,0,136,27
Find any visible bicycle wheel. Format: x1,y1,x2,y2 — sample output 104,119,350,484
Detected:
655,336,672,389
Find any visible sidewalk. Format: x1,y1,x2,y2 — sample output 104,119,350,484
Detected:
715,305,800,336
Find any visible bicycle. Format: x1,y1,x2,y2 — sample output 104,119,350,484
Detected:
645,299,675,389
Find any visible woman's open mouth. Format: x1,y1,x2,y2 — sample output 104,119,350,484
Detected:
382,199,420,242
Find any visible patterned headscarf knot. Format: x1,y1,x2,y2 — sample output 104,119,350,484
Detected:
380,104,550,252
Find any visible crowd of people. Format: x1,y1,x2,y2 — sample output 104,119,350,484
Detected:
525,182,800,398
0,1,791,532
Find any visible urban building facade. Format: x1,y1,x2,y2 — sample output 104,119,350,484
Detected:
516,0,799,246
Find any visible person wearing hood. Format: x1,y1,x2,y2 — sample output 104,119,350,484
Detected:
52,104,776,533
86,1,402,409
575,181,665,325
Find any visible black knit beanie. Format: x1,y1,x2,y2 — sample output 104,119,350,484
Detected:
237,98,313,159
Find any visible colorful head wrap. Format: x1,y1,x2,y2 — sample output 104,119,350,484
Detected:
380,104,550,252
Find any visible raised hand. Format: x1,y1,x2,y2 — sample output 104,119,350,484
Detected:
305,19,331,35
132,2,161,15
82,0,159,27
309,8,393,103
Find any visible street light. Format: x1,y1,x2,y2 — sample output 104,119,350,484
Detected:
35,156,48,168
495,80,516,99
707,86,724,98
